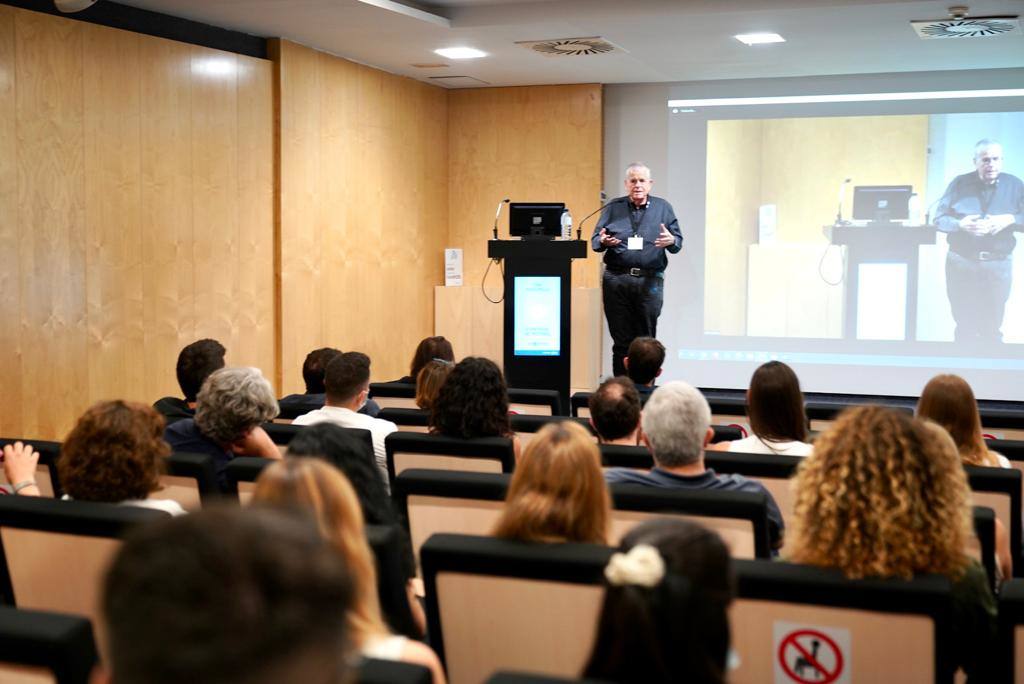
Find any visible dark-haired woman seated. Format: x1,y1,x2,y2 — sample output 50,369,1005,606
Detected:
429,356,521,459
583,518,735,684
708,360,812,456
393,336,455,384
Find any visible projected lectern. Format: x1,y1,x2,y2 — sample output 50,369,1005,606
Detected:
487,239,588,408
827,224,936,341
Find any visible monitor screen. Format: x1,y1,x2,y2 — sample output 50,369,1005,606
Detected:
509,203,565,236
852,185,913,222
513,276,561,356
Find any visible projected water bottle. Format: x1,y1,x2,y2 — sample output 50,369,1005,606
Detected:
908,193,921,225
561,209,572,239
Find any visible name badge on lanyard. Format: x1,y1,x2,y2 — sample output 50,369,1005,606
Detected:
627,236,644,250
628,204,645,250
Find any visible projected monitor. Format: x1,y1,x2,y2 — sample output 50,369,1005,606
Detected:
852,185,913,222
510,203,565,237
513,276,561,356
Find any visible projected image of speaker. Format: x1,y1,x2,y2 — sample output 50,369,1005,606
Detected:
509,203,565,238
852,185,913,223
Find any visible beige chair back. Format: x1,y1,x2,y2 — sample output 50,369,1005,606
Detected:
608,509,756,558
407,495,503,563
731,597,934,683
509,402,553,416
393,452,505,478
435,571,603,684
0,467,55,498
0,528,120,627
375,396,420,410
152,475,203,511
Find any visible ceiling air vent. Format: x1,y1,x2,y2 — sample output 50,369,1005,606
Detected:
911,16,1020,39
515,37,622,57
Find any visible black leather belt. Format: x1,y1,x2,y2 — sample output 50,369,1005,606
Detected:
952,249,1010,262
606,266,661,277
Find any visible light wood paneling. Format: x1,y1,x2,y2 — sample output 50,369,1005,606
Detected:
0,6,21,437
447,85,603,290
2,8,274,440
16,10,87,439
276,40,448,393
83,24,144,404
139,37,195,403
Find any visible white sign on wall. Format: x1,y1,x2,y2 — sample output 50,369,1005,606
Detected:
445,248,463,287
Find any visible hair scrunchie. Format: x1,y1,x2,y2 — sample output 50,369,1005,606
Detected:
604,544,665,588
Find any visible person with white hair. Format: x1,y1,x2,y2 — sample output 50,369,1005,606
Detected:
164,366,282,491
934,138,1024,343
603,381,784,551
591,162,683,377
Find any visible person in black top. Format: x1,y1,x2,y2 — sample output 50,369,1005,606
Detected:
935,139,1024,343
152,338,225,425
592,163,683,376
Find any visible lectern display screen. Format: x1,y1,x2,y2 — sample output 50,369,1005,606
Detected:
852,185,913,222
510,203,565,237
513,276,561,356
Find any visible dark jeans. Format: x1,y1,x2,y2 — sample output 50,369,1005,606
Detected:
602,270,664,376
945,250,1012,343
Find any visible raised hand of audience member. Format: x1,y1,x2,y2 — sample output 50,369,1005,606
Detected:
231,426,282,460
2,442,40,496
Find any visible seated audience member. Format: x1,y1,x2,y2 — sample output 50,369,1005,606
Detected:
253,458,446,684
588,376,643,446
278,347,381,418
293,352,397,488
2,401,184,515
287,423,423,635
583,519,734,684
415,359,453,411
164,367,281,491
99,507,354,684
708,361,812,456
604,382,784,550
429,356,521,458
394,336,455,384
917,373,1008,467
153,338,226,424
788,405,996,681
493,421,610,544
624,336,664,399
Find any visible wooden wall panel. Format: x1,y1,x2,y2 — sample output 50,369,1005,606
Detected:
277,40,448,393
0,6,21,436
15,10,87,439
2,8,274,440
83,24,144,403
139,37,194,402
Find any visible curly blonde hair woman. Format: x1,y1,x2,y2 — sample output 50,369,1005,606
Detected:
788,405,996,680
253,458,446,684
492,421,610,544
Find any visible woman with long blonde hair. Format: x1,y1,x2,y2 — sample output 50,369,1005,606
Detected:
253,458,445,683
917,374,1007,468
788,406,995,680
493,421,610,544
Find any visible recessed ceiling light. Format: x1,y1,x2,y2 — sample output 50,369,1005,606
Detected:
734,33,786,45
434,47,487,60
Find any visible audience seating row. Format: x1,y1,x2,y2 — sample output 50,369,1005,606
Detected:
422,532,988,684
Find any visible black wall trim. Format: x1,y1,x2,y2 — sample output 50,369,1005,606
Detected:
1,0,268,59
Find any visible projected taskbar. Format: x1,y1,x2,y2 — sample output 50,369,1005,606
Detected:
678,349,1024,371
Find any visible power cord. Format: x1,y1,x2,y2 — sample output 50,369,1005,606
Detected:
482,258,505,304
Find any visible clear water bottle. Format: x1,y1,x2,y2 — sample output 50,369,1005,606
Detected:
561,209,573,239
908,193,921,225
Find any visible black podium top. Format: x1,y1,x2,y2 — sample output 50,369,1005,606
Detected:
487,239,588,261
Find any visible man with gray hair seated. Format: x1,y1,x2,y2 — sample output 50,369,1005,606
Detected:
604,380,784,550
165,366,282,491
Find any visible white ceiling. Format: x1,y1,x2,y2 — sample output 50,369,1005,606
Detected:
114,0,1024,86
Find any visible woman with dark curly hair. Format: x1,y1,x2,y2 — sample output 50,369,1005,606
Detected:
3,401,184,515
393,336,455,384
428,357,520,457
788,405,995,681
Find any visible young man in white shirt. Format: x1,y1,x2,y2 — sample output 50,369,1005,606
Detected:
293,351,397,488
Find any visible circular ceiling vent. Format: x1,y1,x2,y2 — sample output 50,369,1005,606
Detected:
518,37,619,56
911,16,1020,38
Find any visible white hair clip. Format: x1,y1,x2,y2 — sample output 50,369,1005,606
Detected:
604,544,665,588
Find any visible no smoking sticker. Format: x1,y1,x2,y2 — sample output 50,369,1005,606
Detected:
773,622,850,684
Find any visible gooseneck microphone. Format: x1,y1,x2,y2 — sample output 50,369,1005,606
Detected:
493,198,510,239
576,194,624,240
835,178,852,225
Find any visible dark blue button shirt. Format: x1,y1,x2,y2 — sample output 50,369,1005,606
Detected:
591,196,682,271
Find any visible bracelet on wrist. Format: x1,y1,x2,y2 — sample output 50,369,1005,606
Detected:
11,480,37,494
